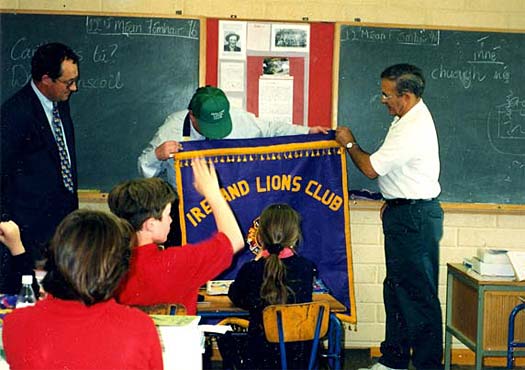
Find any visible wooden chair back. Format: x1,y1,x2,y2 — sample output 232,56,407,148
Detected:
263,301,330,343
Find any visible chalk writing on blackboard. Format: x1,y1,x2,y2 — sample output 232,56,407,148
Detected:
340,26,440,46
511,160,525,176
86,17,199,39
430,36,512,89
488,91,525,155
7,37,124,90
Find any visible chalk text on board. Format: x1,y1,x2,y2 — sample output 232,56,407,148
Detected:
86,17,199,39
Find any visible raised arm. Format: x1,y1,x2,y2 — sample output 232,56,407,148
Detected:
0,221,25,256
191,158,244,253
0,221,39,295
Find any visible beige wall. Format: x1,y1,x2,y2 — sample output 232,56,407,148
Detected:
2,0,524,29
5,0,525,351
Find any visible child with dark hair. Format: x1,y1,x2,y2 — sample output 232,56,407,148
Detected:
220,203,316,369
2,210,162,369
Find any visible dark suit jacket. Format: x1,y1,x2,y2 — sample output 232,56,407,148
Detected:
0,82,78,293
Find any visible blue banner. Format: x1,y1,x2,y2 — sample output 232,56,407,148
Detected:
175,133,356,322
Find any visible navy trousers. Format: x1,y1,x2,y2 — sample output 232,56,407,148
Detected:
379,199,444,370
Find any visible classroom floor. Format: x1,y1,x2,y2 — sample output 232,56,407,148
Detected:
205,348,515,370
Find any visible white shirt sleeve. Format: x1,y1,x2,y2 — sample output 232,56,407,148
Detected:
371,127,419,176
255,114,310,137
137,110,186,178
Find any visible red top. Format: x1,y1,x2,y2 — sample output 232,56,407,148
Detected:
117,232,233,314
3,296,162,370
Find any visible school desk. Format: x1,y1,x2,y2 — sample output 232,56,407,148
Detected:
444,263,525,369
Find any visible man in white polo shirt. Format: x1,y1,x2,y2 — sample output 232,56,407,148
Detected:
336,64,443,370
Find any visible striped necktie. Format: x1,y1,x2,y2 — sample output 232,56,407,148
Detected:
52,103,74,193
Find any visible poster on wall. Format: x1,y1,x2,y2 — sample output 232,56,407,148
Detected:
270,23,310,52
219,61,245,92
258,76,294,124
247,22,271,51
219,20,247,59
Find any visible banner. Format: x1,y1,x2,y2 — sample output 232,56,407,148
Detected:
175,133,356,322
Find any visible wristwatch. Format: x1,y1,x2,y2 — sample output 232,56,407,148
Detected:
346,141,357,149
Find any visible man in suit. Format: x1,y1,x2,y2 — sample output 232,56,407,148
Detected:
0,42,80,294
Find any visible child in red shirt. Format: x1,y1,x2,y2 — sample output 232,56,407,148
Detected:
109,158,244,314
2,210,163,370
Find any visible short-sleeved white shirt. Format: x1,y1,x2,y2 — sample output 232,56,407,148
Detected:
370,99,441,200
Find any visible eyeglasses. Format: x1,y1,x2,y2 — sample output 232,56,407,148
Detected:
381,92,403,100
54,78,78,88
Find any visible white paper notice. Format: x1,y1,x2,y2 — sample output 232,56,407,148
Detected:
258,76,294,124
247,23,271,51
219,61,245,93
228,96,244,109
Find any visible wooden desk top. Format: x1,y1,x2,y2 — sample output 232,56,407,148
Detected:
197,291,346,314
448,263,525,287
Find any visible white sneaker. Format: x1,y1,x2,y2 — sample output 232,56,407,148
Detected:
357,362,408,370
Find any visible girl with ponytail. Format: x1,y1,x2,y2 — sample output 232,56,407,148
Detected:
220,203,316,369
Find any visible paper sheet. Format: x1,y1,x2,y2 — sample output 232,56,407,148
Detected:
258,76,294,124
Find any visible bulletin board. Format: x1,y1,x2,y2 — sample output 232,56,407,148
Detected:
205,18,334,129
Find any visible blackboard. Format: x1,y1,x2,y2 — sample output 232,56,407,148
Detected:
338,25,525,204
0,12,200,191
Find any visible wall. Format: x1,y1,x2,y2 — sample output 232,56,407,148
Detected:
4,0,525,353
349,201,525,351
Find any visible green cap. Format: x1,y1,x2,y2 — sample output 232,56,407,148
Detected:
189,86,232,139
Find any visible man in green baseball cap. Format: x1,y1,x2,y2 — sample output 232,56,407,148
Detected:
139,85,328,189
188,86,232,139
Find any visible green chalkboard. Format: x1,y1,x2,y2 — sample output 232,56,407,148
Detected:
0,12,200,191
338,25,525,204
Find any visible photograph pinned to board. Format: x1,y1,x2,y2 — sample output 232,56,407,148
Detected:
271,23,310,52
219,20,247,60
262,57,290,76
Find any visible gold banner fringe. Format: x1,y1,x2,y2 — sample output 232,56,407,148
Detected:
175,140,343,168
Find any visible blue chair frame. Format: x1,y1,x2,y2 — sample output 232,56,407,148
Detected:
507,302,525,369
264,301,330,370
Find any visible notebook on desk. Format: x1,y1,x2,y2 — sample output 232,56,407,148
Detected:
206,280,234,295
205,278,331,295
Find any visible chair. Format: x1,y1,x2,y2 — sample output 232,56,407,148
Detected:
263,301,330,370
133,303,187,316
507,301,525,369
214,317,250,369
217,317,250,331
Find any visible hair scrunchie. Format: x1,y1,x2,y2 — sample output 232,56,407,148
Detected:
266,243,282,255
